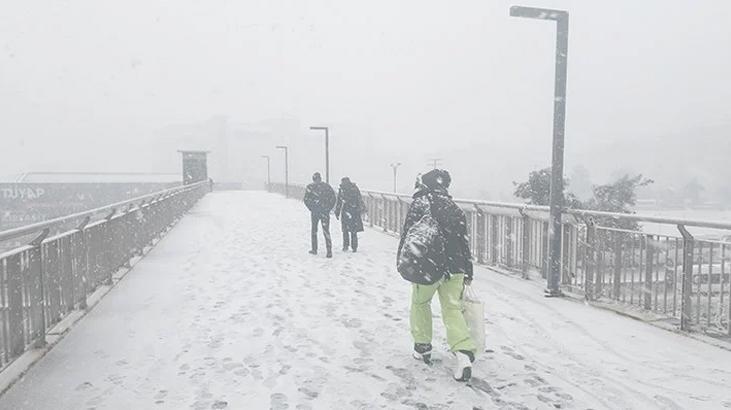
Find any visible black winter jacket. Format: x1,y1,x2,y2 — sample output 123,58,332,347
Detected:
397,188,474,280
304,182,336,214
335,182,365,232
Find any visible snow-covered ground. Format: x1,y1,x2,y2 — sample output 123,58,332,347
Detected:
2,191,731,409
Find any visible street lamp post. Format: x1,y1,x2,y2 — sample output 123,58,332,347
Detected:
275,146,289,198
510,5,570,297
309,126,330,184
390,162,402,193
261,155,271,190
427,158,443,169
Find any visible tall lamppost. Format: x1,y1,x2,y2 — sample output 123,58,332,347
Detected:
390,162,402,193
510,5,569,297
275,145,289,198
261,155,271,190
309,126,330,184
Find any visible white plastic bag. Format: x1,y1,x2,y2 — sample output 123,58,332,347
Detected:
463,285,485,355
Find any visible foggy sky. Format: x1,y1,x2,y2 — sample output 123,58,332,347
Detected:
2,0,730,199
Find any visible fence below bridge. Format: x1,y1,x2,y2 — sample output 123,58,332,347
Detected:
268,182,731,337
0,181,209,370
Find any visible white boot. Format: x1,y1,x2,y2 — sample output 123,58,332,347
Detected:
453,351,474,382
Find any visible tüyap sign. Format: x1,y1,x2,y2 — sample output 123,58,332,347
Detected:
0,182,177,231
1,186,46,200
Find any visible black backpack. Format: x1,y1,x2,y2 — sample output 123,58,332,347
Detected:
397,195,447,285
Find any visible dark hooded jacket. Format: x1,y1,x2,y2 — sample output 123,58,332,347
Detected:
304,181,336,215
335,180,365,232
397,178,473,280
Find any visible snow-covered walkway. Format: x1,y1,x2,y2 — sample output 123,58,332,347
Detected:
2,191,731,409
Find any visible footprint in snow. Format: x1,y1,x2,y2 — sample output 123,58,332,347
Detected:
505,351,525,361
75,381,94,391
298,387,319,400
234,363,250,376
536,394,564,408
270,392,289,409
524,376,545,387
342,318,362,328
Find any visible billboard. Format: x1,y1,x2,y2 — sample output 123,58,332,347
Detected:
0,183,177,231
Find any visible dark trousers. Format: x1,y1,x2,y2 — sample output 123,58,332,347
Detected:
342,220,358,251
311,212,332,252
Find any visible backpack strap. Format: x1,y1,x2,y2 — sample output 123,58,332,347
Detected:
426,192,450,280
426,192,440,216
425,193,443,232
423,194,432,216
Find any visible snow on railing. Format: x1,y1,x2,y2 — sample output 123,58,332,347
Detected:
0,181,209,369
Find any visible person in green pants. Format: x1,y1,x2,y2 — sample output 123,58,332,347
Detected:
398,169,476,382
410,273,475,352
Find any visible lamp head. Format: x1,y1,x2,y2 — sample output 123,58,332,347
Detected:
510,6,567,21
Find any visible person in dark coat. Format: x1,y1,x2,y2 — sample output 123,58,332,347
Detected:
397,170,473,282
397,169,476,382
335,177,365,252
303,172,336,258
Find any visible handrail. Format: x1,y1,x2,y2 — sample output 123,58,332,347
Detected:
0,179,208,367
359,189,413,200
271,182,731,231
564,208,731,231
269,181,731,334
0,181,208,243
363,189,550,212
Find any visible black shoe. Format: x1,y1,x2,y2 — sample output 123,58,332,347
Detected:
308,249,317,255
342,246,349,252
326,250,333,258
412,343,432,364
352,248,357,253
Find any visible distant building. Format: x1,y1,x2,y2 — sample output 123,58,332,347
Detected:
156,116,303,189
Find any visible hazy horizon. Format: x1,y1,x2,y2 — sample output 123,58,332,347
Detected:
2,0,730,202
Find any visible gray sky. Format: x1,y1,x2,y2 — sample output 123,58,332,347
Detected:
1,0,730,198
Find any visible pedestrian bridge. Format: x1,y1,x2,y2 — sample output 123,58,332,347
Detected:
1,190,731,409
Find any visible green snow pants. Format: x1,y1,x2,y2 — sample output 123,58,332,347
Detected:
410,273,476,353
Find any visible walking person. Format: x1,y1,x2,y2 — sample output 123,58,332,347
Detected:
304,172,336,258
397,169,476,382
335,177,365,252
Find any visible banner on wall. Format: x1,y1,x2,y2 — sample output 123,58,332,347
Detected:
0,183,178,231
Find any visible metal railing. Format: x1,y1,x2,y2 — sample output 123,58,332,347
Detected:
0,181,209,368
267,183,306,200
268,182,731,336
